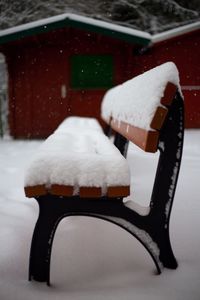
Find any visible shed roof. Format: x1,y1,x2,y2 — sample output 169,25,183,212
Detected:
0,13,199,49
0,13,151,46
152,20,200,44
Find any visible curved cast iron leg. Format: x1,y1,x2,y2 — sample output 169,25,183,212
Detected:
145,215,178,269
91,213,163,273
29,201,60,285
28,193,180,285
159,228,178,269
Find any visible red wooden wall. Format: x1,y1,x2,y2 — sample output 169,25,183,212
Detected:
133,29,200,128
6,28,136,138
4,26,200,138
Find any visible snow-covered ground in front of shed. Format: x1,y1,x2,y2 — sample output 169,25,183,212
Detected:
0,129,200,300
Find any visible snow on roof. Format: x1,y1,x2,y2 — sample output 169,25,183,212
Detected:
152,20,200,44
0,13,199,47
101,62,180,130
0,13,151,46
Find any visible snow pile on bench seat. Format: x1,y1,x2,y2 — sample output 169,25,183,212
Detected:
55,116,103,134
101,62,181,130
24,117,130,194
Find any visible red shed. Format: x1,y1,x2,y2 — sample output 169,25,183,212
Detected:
136,22,200,128
0,14,151,138
0,14,199,138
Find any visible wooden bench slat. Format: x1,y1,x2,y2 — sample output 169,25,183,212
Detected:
150,106,168,130
111,119,159,153
107,186,130,198
25,185,47,198
50,185,74,197
161,82,177,106
24,184,130,198
79,187,102,198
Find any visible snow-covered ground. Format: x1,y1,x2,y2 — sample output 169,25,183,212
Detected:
0,129,199,300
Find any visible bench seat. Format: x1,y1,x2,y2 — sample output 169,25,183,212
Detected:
24,117,130,198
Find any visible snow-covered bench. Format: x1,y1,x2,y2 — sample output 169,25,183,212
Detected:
24,116,130,199
25,62,184,285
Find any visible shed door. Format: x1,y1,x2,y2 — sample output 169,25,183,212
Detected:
9,47,70,138
13,49,115,138
27,48,70,138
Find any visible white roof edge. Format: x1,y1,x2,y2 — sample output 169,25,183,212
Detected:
1,12,199,44
0,13,151,40
152,20,200,44
68,14,151,39
0,13,68,37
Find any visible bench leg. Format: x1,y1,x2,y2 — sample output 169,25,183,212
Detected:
92,212,177,273
158,228,178,269
29,200,61,285
91,213,163,273
145,217,178,269
28,195,179,285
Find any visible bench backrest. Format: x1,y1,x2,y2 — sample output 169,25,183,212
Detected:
101,62,180,153
101,61,184,219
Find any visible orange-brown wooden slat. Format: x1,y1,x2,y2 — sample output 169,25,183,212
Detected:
50,184,74,196
107,186,130,198
79,187,102,198
161,82,177,106
144,131,160,152
150,106,168,130
111,119,159,153
24,185,47,198
25,184,131,198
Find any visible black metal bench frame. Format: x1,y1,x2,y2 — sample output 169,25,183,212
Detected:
29,91,184,285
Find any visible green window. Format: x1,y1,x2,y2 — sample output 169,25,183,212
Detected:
70,55,113,89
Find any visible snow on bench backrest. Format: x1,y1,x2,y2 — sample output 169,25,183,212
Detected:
101,62,181,152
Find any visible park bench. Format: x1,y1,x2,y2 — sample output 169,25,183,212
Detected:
24,62,184,285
